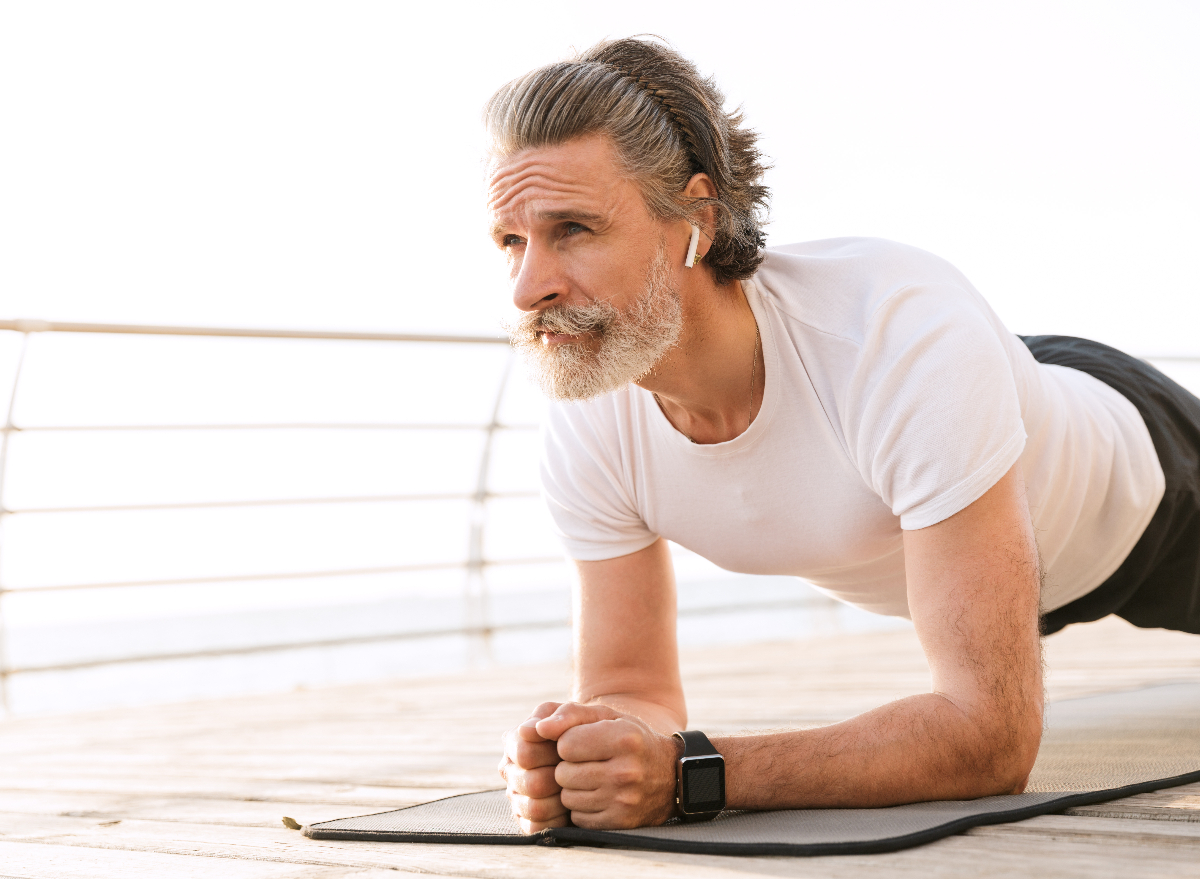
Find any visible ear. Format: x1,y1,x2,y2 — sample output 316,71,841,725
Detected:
683,171,718,201
681,172,718,254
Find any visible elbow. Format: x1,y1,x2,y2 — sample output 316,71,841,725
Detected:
979,710,1043,795
948,690,1043,797
994,740,1039,795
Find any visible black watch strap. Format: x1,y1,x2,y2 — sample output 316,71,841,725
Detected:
673,729,720,758
673,730,725,822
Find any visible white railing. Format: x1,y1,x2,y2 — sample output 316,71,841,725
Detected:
3,320,1193,714
0,319,556,710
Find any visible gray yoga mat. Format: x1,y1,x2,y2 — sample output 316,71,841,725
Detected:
304,682,1200,856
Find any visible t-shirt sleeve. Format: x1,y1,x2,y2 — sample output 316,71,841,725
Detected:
844,283,1026,530
539,401,660,561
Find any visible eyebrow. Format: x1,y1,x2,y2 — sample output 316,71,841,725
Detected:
490,209,608,241
536,209,606,225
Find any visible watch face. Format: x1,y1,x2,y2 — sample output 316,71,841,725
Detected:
680,755,725,813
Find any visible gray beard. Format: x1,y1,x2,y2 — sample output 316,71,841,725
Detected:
504,244,682,402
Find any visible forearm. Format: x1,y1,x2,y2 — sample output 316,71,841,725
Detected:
572,540,685,735
717,691,1041,810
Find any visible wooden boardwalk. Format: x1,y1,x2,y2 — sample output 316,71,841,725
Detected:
1,616,1198,878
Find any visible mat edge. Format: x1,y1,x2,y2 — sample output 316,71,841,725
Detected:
302,827,546,845
301,788,509,840
544,768,1200,857
301,769,1200,855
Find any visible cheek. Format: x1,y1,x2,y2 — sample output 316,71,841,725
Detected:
571,252,643,306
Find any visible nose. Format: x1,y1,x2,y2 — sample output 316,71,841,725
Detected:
511,241,568,313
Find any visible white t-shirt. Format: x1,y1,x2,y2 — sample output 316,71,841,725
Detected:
540,238,1165,617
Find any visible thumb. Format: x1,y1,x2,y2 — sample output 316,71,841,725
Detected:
517,701,564,743
535,702,621,742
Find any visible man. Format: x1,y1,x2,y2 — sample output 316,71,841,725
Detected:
485,37,1200,832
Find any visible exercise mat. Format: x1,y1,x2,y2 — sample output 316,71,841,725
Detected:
303,682,1200,856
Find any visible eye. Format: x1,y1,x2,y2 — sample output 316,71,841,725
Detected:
564,222,586,236
501,234,525,248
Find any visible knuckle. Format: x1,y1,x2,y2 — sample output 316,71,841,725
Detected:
514,740,539,766
553,761,572,787
555,738,580,762
510,794,536,818
616,727,641,751
558,788,581,810
527,795,563,822
515,739,557,769
611,761,644,787
530,768,562,798
514,767,547,798
614,789,642,808
505,766,525,793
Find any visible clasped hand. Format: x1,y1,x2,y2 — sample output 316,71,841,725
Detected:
498,701,679,833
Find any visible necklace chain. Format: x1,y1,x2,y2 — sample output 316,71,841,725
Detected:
654,321,760,444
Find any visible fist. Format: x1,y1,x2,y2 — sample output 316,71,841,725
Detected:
499,702,569,834
537,702,679,830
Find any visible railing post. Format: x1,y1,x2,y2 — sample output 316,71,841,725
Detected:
0,331,32,718
465,351,515,666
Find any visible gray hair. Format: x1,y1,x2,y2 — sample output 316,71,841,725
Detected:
484,37,770,285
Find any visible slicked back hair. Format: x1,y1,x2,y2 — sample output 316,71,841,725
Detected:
484,37,770,285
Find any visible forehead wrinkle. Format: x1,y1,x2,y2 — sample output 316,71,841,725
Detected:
486,153,555,192
487,139,645,240
488,154,578,193
488,170,594,216
487,147,607,193
487,158,605,212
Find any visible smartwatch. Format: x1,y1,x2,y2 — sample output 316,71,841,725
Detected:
673,730,725,821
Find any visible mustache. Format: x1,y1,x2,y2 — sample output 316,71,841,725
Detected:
504,300,619,341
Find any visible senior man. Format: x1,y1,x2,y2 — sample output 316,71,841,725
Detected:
486,37,1200,832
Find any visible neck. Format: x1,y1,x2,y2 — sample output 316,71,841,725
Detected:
636,277,762,445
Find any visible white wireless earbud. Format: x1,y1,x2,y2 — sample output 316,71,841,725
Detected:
684,224,701,268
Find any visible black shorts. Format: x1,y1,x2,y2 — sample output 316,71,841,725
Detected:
1020,335,1200,636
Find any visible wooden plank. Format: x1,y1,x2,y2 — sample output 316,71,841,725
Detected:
1065,783,1200,822
0,790,427,828
594,834,1200,878
969,813,1200,845
0,840,418,879
6,814,1200,879
0,778,481,806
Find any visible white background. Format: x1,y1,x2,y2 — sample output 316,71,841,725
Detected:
2,0,1197,352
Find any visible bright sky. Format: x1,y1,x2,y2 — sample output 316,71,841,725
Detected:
1,0,1198,354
